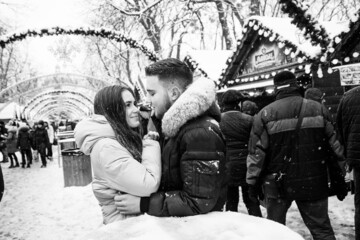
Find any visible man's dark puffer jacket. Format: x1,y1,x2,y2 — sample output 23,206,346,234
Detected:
247,87,344,201
220,110,253,187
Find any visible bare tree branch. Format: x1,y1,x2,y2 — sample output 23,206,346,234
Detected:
114,0,164,16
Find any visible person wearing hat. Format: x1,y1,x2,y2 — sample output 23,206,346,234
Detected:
33,120,50,168
220,90,262,217
246,70,345,240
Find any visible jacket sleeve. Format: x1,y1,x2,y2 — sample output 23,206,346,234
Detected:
246,112,269,185
336,97,345,151
142,126,226,217
322,105,345,161
97,139,161,197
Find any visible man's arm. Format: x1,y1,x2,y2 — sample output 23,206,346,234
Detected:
322,104,345,160
246,112,269,185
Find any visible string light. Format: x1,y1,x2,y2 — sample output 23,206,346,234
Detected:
0,26,159,61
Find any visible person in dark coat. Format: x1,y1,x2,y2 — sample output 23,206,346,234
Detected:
336,86,360,240
0,121,8,163
33,120,50,168
114,58,227,217
6,122,19,168
247,71,345,240
219,90,262,216
17,125,33,168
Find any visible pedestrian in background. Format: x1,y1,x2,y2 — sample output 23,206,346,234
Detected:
33,120,50,168
0,121,8,163
336,86,360,240
220,90,262,217
247,71,345,240
6,121,19,168
17,124,33,168
44,121,54,160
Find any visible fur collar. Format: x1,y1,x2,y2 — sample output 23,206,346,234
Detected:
162,77,216,138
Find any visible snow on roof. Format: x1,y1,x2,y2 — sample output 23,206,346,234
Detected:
0,102,17,119
186,50,233,80
247,16,322,59
321,20,350,39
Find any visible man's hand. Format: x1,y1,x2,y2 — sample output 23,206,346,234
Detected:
143,131,159,141
114,194,141,215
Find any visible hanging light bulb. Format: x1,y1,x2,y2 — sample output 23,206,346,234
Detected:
258,29,264,35
317,67,323,78
344,57,350,62
253,25,259,30
269,35,276,42
335,37,341,44
264,31,270,37
320,56,326,62
327,68,333,74
331,59,339,65
305,64,311,74
297,57,304,63
248,21,254,27
353,52,359,58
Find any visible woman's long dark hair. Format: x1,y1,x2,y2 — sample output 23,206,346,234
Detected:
94,86,142,162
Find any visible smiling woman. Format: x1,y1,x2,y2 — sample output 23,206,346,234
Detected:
74,85,162,225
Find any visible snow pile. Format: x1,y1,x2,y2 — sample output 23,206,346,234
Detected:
78,211,304,240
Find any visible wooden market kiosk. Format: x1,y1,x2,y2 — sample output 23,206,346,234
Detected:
218,16,347,114
313,13,360,120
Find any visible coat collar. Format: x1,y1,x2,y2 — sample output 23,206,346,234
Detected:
275,86,302,100
162,77,217,138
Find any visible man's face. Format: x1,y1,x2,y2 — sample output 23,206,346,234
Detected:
146,75,172,120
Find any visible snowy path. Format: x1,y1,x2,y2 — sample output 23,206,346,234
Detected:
0,148,355,240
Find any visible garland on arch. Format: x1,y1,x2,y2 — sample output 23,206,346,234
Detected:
279,0,330,54
0,26,159,62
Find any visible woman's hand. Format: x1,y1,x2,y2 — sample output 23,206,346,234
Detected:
143,131,159,141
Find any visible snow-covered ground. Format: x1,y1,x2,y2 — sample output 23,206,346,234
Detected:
0,148,355,240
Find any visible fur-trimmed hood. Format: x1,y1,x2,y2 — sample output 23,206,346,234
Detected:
162,77,218,138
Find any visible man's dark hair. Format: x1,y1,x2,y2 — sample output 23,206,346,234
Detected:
145,58,193,90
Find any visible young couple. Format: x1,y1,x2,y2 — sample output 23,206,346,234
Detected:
74,58,227,224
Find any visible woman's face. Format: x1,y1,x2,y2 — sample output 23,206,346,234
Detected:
122,90,140,128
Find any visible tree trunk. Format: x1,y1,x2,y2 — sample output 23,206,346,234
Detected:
214,0,233,50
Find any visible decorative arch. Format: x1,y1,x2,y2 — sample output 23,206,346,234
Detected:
35,107,83,120
0,73,114,100
0,26,159,61
33,102,88,120
26,98,92,119
23,90,94,117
